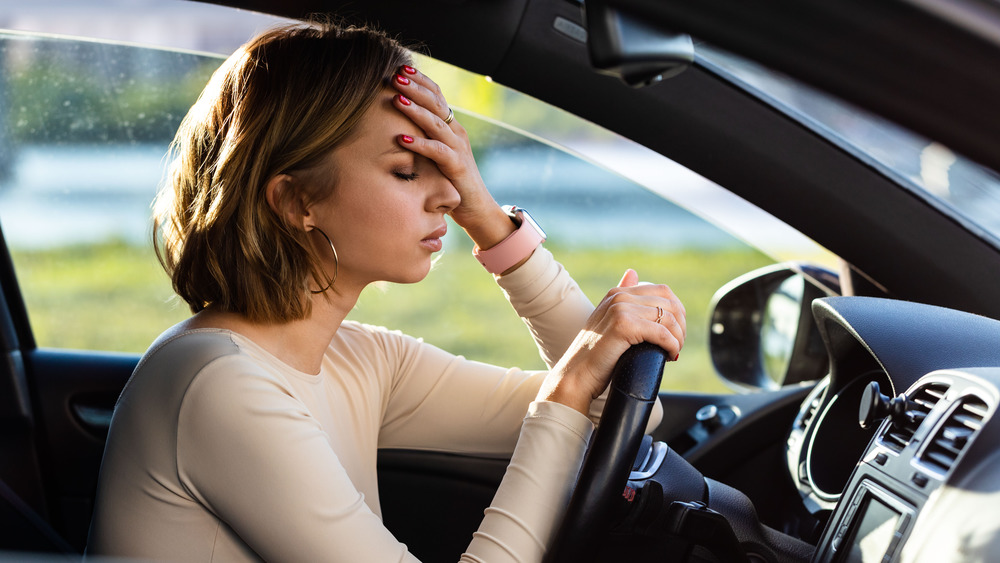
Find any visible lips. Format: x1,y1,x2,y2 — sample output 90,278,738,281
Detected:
425,225,448,240
420,224,447,252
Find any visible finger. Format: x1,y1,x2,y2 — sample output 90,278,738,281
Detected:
399,64,442,94
602,283,683,314
603,289,687,341
660,302,686,341
628,299,687,345
653,314,686,358
397,132,459,174
394,92,458,144
618,269,638,288
604,301,684,361
397,66,447,109
594,282,679,331
646,295,686,340
612,282,686,318
392,70,452,125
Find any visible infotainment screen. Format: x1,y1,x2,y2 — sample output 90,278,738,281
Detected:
837,495,902,562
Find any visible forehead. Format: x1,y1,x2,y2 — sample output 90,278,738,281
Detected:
340,89,417,157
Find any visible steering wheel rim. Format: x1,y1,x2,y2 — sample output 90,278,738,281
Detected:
544,342,669,563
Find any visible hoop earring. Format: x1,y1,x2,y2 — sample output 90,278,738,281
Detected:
310,227,339,294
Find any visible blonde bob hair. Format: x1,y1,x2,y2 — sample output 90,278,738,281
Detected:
155,20,411,322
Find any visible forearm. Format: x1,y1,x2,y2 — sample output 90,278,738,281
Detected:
496,246,594,368
461,400,593,562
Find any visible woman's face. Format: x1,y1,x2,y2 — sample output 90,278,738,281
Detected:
305,89,460,290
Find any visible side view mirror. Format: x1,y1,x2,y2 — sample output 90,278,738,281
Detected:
709,263,839,392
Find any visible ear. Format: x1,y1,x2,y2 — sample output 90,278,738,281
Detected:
265,173,310,231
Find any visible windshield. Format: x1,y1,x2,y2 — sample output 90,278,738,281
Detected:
697,43,1000,247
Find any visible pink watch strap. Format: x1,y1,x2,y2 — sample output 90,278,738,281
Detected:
473,210,545,274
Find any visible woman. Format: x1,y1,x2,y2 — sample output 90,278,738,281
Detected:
87,20,685,562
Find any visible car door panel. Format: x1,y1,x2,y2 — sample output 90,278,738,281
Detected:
24,349,136,550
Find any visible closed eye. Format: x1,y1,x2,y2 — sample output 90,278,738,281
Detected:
393,171,419,181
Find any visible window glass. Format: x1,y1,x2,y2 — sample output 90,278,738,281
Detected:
0,4,835,394
0,32,214,352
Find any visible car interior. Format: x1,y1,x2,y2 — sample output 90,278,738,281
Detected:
2,0,1000,561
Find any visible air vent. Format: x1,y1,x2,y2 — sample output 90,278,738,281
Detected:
794,378,828,432
880,383,948,452
797,395,822,431
920,395,989,474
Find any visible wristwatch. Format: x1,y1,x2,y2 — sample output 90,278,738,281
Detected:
473,205,547,274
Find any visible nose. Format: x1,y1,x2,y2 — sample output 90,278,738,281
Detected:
429,170,461,213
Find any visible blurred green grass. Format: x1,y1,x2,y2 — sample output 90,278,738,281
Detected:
11,241,773,393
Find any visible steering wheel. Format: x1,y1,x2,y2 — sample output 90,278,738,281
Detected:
543,342,668,563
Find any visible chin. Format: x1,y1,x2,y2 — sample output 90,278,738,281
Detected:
390,263,434,285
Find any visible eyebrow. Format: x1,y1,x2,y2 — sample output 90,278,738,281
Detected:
380,145,411,157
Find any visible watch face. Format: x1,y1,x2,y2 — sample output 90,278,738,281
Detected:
519,209,547,240
509,206,546,240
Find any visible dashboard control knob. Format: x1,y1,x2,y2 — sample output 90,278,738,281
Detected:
696,404,722,430
859,381,909,429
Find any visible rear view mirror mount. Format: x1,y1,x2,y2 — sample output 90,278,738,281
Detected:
584,1,694,87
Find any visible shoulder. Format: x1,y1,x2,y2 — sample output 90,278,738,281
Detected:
337,319,406,339
120,329,240,394
333,320,423,355
144,328,243,368
118,329,285,414
328,321,436,388
106,330,272,466
161,332,314,435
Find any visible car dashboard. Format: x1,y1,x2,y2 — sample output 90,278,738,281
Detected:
788,297,1000,562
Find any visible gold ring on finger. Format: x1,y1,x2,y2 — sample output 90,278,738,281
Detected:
444,107,455,124
655,306,664,324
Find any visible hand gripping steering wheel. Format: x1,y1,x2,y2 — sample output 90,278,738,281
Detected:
543,342,668,563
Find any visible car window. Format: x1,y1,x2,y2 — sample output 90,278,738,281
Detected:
0,32,213,352
0,3,835,394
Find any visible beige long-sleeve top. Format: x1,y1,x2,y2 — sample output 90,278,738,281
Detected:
87,247,662,562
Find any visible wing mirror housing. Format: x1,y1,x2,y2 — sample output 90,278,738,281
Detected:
583,0,694,87
709,264,839,392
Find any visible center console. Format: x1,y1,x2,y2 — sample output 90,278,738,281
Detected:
812,370,996,562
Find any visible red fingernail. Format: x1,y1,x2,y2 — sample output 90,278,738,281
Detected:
674,353,680,361
395,74,410,85
397,94,411,106
403,65,416,75
400,134,414,144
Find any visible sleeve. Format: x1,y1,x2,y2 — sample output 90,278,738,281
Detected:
493,246,663,429
377,328,661,453
461,401,593,562
494,246,594,369
177,356,592,563
378,332,545,454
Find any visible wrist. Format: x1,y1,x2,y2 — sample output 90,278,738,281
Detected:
537,369,593,416
473,206,546,275
463,205,517,250
537,364,596,416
